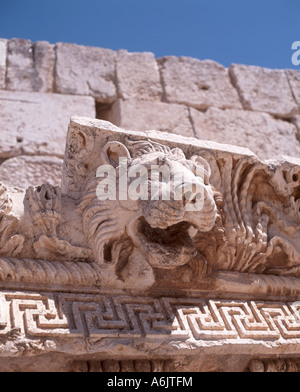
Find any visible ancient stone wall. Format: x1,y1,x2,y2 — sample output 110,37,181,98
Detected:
0,38,300,188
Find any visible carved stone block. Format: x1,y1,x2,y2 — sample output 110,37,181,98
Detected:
72,359,174,372
1,117,300,371
248,359,300,372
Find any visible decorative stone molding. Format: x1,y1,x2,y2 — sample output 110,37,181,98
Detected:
248,359,300,372
1,291,300,343
72,359,174,372
1,117,300,371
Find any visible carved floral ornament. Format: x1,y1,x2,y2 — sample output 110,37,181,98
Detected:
0,117,300,294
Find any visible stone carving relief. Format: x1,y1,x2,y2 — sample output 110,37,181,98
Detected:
0,184,24,257
208,157,300,277
77,138,218,288
248,358,300,372
72,359,174,372
1,118,300,370
1,292,300,342
0,118,300,293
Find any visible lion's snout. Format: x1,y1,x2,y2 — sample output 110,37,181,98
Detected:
142,199,186,229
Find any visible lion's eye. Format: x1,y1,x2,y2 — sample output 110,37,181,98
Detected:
156,157,165,165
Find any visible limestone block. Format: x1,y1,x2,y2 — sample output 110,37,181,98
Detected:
286,69,300,106
191,106,300,159
229,64,298,118
0,90,95,158
55,42,116,103
292,115,300,140
0,39,7,89
158,56,241,110
116,50,162,101
6,39,55,93
0,155,63,188
106,98,194,137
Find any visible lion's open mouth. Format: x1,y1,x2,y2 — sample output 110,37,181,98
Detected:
137,217,198,269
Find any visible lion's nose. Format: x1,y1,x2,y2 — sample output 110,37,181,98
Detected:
142,199,185,229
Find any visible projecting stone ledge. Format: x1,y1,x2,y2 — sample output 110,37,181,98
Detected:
1,117,300,372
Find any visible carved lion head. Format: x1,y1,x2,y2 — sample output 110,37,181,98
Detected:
78,139,218,287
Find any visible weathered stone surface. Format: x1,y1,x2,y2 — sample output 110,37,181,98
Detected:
3,33,300,372
0,155,63,188
0,39,7,89
0,118,300,371
55,42,116,103
158,56,242,110
105,98,194,137
292,115,300,139
229,64,298,118
0,90,95,158
248,358,300,373
191,107,300,159
6,39,54,93
116,50,162,101
286,69,300,106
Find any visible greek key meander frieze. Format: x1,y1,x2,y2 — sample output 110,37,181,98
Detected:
1,292,300,342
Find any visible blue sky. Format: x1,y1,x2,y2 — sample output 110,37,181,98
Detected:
0,0,299,69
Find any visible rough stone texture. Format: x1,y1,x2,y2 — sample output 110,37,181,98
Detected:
55,42,116,103
116,50,162,101
229,64,299,118
286,69,300,106
0,90,95,158
158,56,242,110
6,39,54,93
0,155,63,188
191,107,300,159
248,359,300,373
292,116,300,140
0,38,7,89
105,98,194,136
